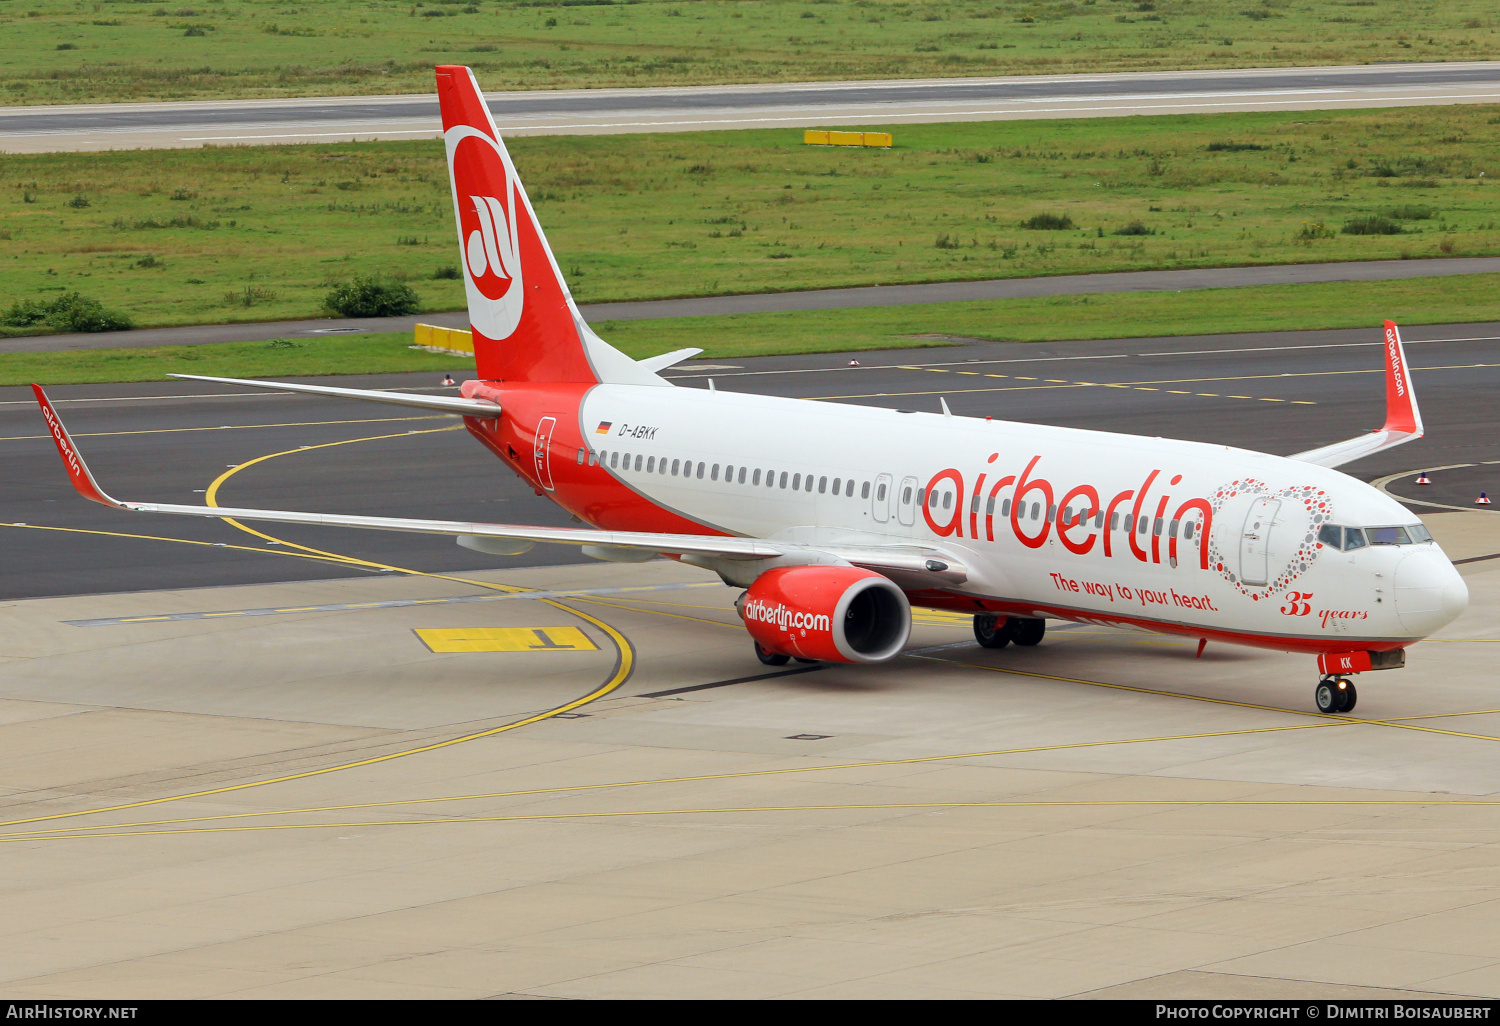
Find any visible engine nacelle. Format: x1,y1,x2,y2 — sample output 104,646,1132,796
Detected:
737,565,911,664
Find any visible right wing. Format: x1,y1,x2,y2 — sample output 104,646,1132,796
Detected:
1290,320,1424,469
169,373,502,417
31,385,965,579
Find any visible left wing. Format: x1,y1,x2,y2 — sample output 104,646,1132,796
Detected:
168,373,503,417
30,385,965,579
1290,320,1424,469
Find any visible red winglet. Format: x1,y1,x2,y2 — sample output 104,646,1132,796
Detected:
1380,319,1423,437
32,384,121,508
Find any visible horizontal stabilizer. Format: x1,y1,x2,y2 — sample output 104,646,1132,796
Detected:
168,373,502,417
637,348,704,374
1291,320,1424,469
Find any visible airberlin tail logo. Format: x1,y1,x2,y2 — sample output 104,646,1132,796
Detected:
446,126,525,341
465,194,515,288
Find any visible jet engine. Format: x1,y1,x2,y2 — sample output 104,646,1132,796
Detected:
736,565,911,664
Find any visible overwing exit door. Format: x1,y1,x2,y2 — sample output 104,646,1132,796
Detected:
871,473,892,523
896,476,919,526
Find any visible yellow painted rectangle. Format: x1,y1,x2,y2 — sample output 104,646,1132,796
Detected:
828,131,864,147
804,129,831,145
862,132,893,148
414,626,597,653
414,323,475,355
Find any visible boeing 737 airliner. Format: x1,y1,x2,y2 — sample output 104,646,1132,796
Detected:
33,65,1468,713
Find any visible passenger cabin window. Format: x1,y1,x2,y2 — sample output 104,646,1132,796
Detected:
576,447,585,465
779,472,788,489
739,467,747,484
671,459,680,476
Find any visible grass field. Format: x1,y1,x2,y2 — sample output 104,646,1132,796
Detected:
6,272,1497,386
2,0,1497,106
5,106,1500,331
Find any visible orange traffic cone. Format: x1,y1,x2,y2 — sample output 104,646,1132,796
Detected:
441,373,455,386
1415,472,1432,485
1479,492,1492,505
848,360,860,367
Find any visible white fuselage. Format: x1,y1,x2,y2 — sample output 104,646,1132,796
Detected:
577,385,1468,650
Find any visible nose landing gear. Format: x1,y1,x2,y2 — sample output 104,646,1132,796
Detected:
1315,676,1358,714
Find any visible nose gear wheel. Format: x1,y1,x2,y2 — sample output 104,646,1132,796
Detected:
1315,676,1357,714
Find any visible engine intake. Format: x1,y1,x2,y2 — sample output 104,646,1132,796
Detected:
737,565,911,664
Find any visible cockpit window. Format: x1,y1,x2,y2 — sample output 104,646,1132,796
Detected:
1321,523,1431,550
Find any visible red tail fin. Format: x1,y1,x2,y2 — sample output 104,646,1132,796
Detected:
436,65,595,384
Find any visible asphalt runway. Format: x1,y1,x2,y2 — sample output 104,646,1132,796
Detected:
4,325,1500,998
3,320,1496,601
4,61,1499,152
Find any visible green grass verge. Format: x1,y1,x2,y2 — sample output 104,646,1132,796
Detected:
1,333,460,386
7,272,1498,386
3,0,1497,106
598,272,1500,356
6,106,1500,331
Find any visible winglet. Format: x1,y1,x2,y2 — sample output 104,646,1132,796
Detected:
1380,319,1423,437
1288,320,1425,469
31,384,125,508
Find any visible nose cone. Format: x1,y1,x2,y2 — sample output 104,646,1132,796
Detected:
1394,549,1469,636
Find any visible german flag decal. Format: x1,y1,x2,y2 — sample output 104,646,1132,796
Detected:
595,421,612,435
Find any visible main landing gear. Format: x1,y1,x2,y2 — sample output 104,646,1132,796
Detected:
973,614,1045,649
754,641,790,666
753,642,822,667
1315,676,1358,714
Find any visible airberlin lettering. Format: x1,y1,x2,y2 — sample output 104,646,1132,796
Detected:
742,598,831,634
923,457,1214,569
1386,323,1406,399
41,408,79,475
